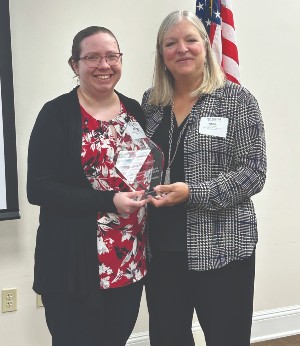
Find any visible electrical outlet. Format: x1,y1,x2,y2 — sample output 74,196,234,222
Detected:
36,294,44,308
2,288,17,313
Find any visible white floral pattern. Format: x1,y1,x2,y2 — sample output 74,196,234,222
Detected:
81,104,147,289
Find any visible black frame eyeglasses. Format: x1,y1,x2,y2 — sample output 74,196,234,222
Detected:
78,53,123,67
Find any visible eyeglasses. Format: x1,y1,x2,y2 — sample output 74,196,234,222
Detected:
79,53,123,67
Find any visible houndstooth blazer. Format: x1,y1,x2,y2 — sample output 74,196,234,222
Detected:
142,81,267,271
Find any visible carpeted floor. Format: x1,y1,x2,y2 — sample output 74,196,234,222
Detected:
252,334,300,345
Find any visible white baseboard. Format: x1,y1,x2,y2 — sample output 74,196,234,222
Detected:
251,305,300,343
127,305,300,345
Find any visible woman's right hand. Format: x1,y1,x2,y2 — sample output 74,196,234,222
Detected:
148,182,190,207
113,191,147,215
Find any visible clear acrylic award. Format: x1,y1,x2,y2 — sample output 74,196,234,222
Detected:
114,121,164,196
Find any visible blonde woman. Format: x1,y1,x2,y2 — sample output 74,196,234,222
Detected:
142,10,266,346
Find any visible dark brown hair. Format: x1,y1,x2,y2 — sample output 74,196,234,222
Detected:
68,26,120,72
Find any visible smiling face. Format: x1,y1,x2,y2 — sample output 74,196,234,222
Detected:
162,20,206,84
72,32,122,96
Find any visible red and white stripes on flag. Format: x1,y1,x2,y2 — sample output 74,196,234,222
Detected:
196,0,240,84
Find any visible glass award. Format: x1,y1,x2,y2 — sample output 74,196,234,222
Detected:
114,121,164,196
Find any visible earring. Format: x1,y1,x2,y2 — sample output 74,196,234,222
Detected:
76,76,80,86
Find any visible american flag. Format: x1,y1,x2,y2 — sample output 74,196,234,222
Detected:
196,0,240,84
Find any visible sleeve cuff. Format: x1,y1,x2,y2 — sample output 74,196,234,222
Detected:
98,190,118,213
187,182,210,209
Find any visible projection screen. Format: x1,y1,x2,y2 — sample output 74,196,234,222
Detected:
0,0,20,221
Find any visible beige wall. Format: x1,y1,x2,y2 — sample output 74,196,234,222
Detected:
0,0,299,345
234,1,300,311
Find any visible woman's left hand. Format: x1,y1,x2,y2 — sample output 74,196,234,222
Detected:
148,182,190,207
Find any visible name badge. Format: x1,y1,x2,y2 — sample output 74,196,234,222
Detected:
199,117,228,138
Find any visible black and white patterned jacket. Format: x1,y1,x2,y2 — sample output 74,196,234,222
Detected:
142,81,267,271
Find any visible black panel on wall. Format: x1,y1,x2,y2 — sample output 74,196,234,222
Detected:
0,0,20,221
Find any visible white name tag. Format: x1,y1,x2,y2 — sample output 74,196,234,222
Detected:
199,117,228,138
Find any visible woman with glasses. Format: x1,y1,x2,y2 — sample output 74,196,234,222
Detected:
142,11,266,346
27,26,147,346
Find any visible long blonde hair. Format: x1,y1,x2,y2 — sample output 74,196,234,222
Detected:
149,10,225,106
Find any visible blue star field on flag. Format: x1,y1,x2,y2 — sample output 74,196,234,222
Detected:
196,0,221,36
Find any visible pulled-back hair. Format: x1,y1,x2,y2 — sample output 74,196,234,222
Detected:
68,26,120,73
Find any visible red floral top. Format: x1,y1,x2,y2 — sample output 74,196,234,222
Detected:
81,103,147,289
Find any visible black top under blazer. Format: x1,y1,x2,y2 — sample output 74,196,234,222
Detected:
142,81,267,271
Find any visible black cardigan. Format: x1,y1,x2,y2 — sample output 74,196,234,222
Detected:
27,87,145,296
